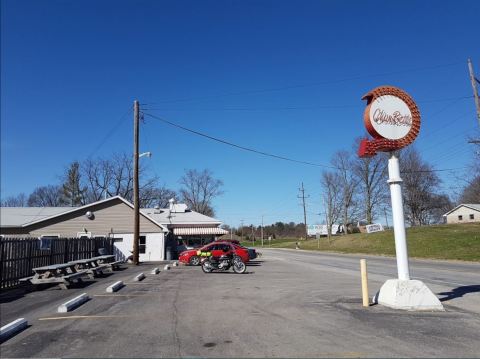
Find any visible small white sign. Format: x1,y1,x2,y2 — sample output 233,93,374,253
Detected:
307,224,342,236
366,223,384,233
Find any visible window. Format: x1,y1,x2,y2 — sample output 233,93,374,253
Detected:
77,232,92,239
113,237,123,243
470,214,474,220
139,236,146,254
39,235,58,250
458,215,463,221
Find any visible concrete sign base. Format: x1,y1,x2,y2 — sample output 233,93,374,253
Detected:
375,279,444,311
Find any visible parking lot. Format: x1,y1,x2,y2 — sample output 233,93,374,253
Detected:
1,249,480,358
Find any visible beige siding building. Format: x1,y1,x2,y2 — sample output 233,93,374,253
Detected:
1,196,228,261
443,204,480,224
0,197,168,262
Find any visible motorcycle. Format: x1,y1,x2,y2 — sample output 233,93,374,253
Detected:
201,249,246,274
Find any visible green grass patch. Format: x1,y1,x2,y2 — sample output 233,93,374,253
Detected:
241,223,480,261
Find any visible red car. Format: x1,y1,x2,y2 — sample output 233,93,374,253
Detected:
179,241,250,266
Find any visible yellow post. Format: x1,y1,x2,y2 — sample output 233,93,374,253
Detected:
360,259,369,307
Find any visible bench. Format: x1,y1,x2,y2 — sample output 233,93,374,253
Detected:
19,276,34,283
85,264,110,279
30,270,89,290
105,260,124,271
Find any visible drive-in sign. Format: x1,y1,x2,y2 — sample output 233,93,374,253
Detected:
358,86,420,157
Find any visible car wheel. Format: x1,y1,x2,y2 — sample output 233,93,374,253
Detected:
189,256,200,266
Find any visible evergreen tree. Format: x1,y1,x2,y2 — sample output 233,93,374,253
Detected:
62,161,86,206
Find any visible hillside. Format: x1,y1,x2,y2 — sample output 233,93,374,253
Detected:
242,223,480,261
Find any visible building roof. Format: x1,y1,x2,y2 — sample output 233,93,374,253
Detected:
443,204,480,216
1,196,168,231
0,207,72,227
141,208,222,226
1,197,221,231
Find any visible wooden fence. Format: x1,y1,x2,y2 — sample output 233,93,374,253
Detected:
0,237,114,289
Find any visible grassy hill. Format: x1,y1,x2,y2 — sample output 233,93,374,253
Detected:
241,223,480,261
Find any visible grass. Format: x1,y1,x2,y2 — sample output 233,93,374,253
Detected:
241,223,480,262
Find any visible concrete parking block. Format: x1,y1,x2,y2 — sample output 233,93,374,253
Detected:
58,293,89,313
151,267,160,274
134,273,146,281
106,281,124,293
0,318,28,342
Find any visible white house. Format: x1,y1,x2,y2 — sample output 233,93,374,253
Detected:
443,204,480,224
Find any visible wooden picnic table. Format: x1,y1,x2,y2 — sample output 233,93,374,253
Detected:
30,262,89,290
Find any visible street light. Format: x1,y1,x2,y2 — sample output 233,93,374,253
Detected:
139,152,152,158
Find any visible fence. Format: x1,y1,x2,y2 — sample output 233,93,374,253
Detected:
0,236,114,289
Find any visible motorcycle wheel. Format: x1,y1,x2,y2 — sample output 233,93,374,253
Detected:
232,260,246,274
202,260,213,273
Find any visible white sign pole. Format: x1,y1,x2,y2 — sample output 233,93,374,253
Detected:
387,152,410,280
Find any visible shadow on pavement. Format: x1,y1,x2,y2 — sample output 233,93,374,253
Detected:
438,285,480,302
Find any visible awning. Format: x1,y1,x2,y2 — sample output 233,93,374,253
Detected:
173,227,228,235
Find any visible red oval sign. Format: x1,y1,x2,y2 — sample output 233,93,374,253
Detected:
359,86,421,157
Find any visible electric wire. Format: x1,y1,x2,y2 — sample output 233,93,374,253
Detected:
87,106,132,159
142,110,471,174
141,61,463,105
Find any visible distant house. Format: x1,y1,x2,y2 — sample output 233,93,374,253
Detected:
1,196,227,261
443,204,480,224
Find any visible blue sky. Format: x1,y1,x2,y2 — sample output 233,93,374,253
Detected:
1,0,479,227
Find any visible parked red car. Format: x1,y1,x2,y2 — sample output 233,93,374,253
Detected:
179,241,250,266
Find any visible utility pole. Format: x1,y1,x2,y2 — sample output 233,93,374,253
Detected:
468,58,480,128
323,195,331,243
384,207,389,229
261,215,264,247
240,220,244,241
133,100,140,265
298,182,309,240
251,225,255,245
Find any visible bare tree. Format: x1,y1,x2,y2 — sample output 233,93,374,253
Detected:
459,142,480,203
1,193,28,207
352,139,389,224
28,185,65,206
460,176,480,203
179,169,224,216
331,150,358,234
140,186,177,208
81,153,176,207
321,171,342,241
400,147,447,226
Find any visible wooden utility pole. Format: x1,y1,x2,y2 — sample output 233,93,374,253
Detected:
468,58,480,127
298,182,309,240
133,100,140,265
240,220,244,241
261,215,264,247
323,195,331,243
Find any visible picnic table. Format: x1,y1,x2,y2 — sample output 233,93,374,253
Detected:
68,255,123,277
21,255,124,290
29,262,89,290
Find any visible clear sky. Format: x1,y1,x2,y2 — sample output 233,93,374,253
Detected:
1,0,479,227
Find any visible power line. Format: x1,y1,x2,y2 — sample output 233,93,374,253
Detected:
87,106,132,159
141,95,472,112
141,61,463,105
142,111,471,174
142,111,338,170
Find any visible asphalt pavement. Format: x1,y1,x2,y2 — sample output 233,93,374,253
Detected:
1,250,479,358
